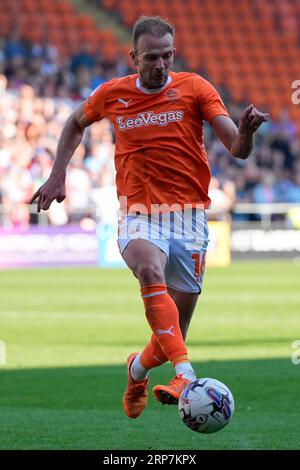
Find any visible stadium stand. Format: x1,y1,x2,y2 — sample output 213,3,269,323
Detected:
0,0,131,62
99,0,300,124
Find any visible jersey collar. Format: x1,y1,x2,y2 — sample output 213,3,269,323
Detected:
135,75,172,94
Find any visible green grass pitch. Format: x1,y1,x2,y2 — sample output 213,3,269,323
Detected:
0,261,299,450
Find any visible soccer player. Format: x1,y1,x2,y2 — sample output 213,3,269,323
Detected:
30,16,269,419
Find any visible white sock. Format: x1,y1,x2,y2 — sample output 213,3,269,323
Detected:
175,362,196,381
130,353,149,381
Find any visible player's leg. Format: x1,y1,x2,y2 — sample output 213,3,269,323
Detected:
140,287,198,371
121,238,167,418
122,237,196,417
168,287,199,340
152,209,209,404
122,238,167,285
136,287,198,372
152,287,202,405
123,238,194,372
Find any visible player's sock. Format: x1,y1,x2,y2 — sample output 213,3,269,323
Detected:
140,333,168,370
175,361,196,381
141,284,193,369
130,353,149,381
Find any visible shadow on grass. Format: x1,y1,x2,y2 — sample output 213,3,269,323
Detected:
0,358,299,450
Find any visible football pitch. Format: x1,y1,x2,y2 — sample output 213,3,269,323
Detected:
0,261,299,450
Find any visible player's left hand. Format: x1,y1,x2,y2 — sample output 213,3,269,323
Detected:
239,104,270,135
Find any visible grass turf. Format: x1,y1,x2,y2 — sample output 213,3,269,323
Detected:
0,261,299,450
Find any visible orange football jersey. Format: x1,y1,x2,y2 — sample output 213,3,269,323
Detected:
84,71,229,213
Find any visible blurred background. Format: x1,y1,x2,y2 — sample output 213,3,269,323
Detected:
0,0,300,267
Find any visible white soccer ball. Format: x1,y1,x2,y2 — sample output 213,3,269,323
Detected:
178,378,235,434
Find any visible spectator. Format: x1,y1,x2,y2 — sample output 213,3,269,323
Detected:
208,177,236,221
252,171,276,204
4,28,28,61
71,42,96,74
65,144,93,223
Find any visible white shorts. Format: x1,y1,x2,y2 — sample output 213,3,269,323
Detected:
117,209,209,294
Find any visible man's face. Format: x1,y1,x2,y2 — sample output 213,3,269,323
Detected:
130,33,175,89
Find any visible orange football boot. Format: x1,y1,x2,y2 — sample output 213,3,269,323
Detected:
153,374,192,405
123,352,149,419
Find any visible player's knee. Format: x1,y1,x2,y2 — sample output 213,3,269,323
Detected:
136,263,165,285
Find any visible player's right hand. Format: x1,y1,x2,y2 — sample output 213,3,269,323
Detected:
29,173,66,213
239,104,270,135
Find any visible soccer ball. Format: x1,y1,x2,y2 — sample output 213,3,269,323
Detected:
178,378,235,434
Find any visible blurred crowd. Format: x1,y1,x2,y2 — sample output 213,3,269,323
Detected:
0,32,300,229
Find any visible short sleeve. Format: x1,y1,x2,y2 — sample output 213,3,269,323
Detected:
84,83,107,123
193,75,229,123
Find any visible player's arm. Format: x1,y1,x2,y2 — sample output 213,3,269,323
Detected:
211,104,270,160
50,103,92,177
30,103,94,212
